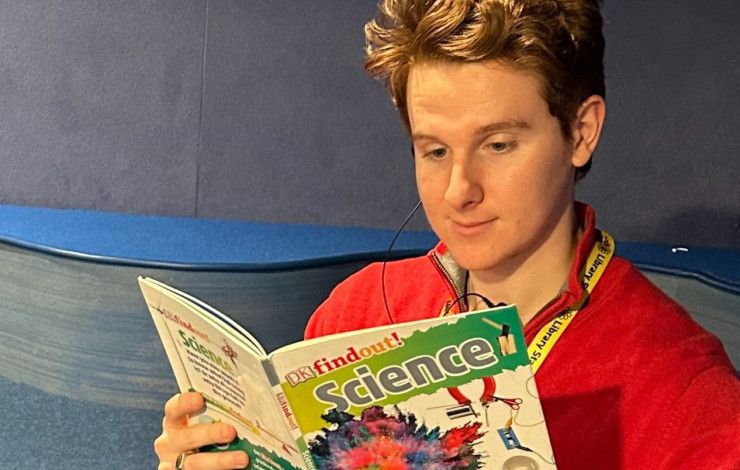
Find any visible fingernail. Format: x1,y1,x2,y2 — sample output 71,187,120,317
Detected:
195,393,205,405
220,426,234,442
234,452,249,468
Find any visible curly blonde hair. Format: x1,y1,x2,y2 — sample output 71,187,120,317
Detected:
364,0,605,177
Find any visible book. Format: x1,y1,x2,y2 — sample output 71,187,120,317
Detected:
139,276,556,469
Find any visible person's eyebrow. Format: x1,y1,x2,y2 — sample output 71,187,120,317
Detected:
412,120,531,142
474,120,532,135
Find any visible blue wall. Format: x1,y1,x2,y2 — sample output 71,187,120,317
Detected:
1,0,738,248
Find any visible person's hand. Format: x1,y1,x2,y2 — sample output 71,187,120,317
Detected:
155,392,249,469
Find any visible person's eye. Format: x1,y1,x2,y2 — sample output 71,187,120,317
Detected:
425,147,448,159
488,141,516,153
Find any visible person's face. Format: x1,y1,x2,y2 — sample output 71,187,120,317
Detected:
407,60,589,273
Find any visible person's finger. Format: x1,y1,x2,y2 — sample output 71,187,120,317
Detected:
169,422,238,454
164,392,205,429
157,462,176,470
181,450,249,470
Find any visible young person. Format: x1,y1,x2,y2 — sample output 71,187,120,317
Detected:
155,1,739,469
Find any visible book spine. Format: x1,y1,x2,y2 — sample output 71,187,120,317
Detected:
262,360,317,470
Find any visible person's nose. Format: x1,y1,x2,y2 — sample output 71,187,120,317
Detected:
444,155,483,211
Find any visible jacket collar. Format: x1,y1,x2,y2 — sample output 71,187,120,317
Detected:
429,201,598,322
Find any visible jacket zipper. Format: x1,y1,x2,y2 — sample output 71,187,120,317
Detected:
430,252,467,313
431,250,570,331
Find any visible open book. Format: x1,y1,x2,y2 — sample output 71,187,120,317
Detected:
139,277,556,469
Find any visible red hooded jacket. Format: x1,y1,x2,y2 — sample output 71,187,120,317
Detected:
305,203,739,469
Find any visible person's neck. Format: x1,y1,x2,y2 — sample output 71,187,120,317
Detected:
468,206,580,325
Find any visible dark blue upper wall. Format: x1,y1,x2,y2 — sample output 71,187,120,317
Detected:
1,1,738,248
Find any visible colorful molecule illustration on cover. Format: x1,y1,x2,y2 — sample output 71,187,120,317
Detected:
309,406,484,469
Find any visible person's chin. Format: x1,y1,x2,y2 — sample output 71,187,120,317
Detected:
445,244,501,272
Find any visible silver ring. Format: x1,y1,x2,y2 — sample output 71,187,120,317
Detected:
175,451,192,470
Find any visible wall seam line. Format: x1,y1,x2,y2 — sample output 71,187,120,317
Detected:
194,0,210,217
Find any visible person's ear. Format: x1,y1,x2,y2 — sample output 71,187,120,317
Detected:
570,95,606,168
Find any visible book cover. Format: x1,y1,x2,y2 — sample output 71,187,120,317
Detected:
140,277,556,469
272,307,555,469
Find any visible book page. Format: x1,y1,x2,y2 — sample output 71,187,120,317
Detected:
140,278,305,470
270,307,556,469
144,277,266,356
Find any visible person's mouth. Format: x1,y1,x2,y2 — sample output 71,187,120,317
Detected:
450,219,495,237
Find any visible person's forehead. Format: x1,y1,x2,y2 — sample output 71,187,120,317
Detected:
406,60,548,126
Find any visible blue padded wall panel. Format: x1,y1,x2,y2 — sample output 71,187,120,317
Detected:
0,0,205,215
0,240,373,468
194,0,422,228
0,241,371,409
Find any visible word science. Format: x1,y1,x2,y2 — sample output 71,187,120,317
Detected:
313,338,498,412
